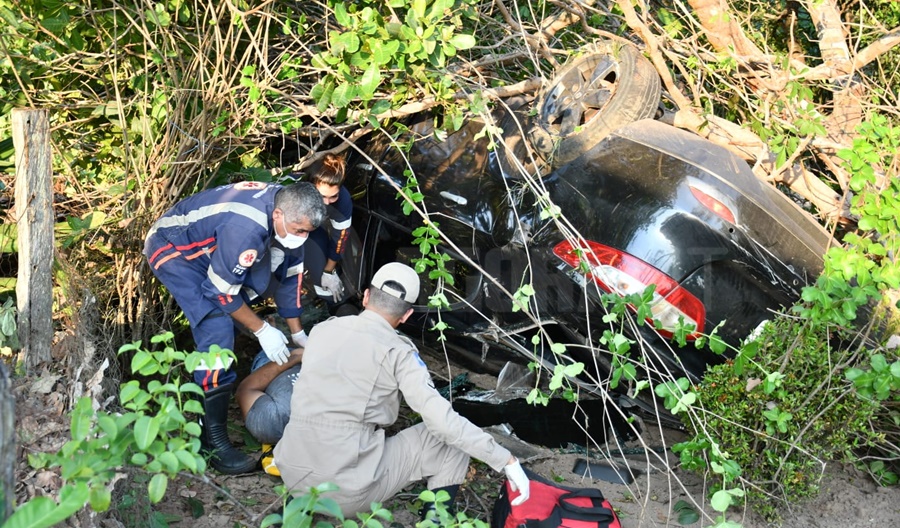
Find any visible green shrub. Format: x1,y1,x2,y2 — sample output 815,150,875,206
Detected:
683,316,884,521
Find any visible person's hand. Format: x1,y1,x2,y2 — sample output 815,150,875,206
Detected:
319,270,345,302
291,330,308,348
504,459,530,505
254,321,289,365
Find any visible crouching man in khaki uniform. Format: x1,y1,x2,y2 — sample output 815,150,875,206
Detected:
274,262,530,517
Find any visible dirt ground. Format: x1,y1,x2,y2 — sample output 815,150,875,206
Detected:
9,341,900,528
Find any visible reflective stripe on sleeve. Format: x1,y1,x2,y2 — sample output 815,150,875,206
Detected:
147,202,269,239
331,217,351,230
195,354,235,371
208,267,242,295
286,263,304,277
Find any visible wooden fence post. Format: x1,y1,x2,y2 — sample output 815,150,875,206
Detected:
13,109,54,371
0,361,13,523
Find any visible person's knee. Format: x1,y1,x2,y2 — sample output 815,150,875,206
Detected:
245,397,286,444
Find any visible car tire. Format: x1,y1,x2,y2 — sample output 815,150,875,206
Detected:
530,40,661,167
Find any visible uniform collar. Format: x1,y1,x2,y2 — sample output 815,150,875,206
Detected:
360,308,397,330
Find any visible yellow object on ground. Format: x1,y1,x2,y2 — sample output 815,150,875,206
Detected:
261,444,280,477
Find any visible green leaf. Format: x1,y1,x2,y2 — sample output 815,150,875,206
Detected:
70,397,93,440
359,63,381,101
146,6,171,27
333,31,361,54
448,34,475,50
371,99,391,115
183,400,204,414
184,422,202,437
412,0,427,18
148,474,168,503
184,496,205,519
315,79,336,112
130,350,152,374
331,83,357,108
174,450,200,473
563,363,584,377
134,415,160,451
97,415,118,438
708,333,727,354
710,490,733,512
3,482,90,528
89,485,111,512
119,381,141,405
673,392,696,414
0,311,15,337
158,451,180,473
333,1,351,27
673,499,700,524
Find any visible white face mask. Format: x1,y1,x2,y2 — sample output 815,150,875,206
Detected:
275,215,308,249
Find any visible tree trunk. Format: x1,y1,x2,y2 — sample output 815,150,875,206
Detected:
0,361,14,523
13,109,54,372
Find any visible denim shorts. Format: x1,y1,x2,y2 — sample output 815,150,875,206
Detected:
244,364,301,444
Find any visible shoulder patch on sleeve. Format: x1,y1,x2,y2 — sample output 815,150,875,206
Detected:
238,249,258,267
412,350,426,368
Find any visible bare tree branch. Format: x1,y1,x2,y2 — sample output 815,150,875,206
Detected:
616,0,692,109
854,28,900,70
686,0,766,58
803,0,852,74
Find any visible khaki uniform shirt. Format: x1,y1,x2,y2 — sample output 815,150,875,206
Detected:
274,310,511,508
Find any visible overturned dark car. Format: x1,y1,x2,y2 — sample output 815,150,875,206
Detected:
330,41,832,405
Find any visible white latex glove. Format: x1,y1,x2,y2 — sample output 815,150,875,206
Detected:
319,270,345,302
504,460,530,505
254,321,289,365
291,329,308,348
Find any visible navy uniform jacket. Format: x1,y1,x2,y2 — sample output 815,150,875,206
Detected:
144,181,304,326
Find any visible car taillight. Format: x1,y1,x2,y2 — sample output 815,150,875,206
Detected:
553,240,705,338
689,185,736,224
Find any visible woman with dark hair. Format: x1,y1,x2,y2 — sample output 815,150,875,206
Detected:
304,153,352,303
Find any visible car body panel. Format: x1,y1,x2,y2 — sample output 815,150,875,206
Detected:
340,112,830,382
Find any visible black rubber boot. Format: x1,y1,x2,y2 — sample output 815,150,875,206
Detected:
200,383,258,475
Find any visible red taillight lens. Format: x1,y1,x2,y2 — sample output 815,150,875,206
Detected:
690,185,735,224
553,240,706,338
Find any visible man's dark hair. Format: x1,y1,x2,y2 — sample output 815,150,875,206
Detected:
275,181,326,227
368,286,413,319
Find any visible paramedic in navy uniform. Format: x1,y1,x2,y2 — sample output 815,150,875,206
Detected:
143,180,326,474
301,153,353,303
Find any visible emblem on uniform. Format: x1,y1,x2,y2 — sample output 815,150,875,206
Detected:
238,249,258,267
234,181,267,190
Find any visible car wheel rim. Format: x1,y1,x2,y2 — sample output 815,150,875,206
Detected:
541,54,618,138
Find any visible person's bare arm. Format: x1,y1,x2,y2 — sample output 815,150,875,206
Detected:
284,316,302,335
229,302,267,333
236,348,304,418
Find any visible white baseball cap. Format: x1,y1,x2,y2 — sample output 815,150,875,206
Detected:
371,262,420,303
